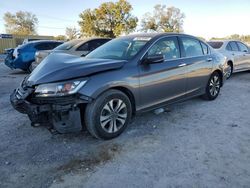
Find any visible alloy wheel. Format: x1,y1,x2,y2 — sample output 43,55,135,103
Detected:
100,99,128,133
209,75,220,97
226,64,232,79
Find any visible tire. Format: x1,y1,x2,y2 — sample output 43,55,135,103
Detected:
84,89,132,140
226,62,233,79
203,72,222,100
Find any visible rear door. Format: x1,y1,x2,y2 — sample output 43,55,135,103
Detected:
237,42,250,70
227,41,243,71
179,36,213,97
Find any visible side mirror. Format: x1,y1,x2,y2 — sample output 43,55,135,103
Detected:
143,54,164,64
243,49,249,53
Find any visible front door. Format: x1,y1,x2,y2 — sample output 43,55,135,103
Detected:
138,36,187,110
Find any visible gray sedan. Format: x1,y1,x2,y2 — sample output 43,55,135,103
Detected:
11,33,227,139
208,40,250,78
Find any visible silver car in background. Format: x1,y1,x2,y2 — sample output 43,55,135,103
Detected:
208,40,250,78
32,38,111,71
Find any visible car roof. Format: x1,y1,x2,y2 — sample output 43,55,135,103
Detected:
209,40,241,43
76,37,111,43
72,37,111,48
27,40,63,44
122,32,203,41
72,37,110,41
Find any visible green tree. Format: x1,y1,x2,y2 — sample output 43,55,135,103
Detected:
3,11,38,35
228,34,240,40
141,5,185,33
54,35,66,41
209,34,250,44
210,37,226,41
241,35,250,43
78,0,138,38
197,36,206,42
65,27,79,40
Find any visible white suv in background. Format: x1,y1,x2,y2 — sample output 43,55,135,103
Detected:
208,40,250,78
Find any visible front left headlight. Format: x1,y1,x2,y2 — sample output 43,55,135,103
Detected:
34,80,87,97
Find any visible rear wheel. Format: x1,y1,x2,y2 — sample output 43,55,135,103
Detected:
84,89,132,140
203,72,222,100
226,62,233,79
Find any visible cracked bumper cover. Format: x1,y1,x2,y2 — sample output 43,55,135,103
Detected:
10,87,92,133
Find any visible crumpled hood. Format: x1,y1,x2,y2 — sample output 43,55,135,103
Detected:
27,53,126,86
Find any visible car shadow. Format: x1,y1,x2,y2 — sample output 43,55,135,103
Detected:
231,71,250,77
10,70,29,75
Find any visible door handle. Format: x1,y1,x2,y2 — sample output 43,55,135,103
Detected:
207,57,213,62
178,63,187,67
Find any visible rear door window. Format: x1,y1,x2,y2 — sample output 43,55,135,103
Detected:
229,42,239,51
89,40,108,51
226,44,232,51
50,42,62,49
77,42,89,51
181,37,204,57
237,42,249,52
207,42,223,49
35,43,54,50
55,40,80,50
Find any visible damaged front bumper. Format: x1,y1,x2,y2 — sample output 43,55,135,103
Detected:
10,86,92,133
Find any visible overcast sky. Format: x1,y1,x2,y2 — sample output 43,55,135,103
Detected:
0,0,250,39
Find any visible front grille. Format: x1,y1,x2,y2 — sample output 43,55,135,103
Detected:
29,95,77,105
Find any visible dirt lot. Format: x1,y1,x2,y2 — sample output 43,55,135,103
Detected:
0,61,250,188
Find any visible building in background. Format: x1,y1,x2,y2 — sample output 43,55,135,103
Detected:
0,34,54,53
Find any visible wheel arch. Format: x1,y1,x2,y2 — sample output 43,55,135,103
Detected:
213,69,224,86
227,60,234,70
84,85,137,116
105,86,136,116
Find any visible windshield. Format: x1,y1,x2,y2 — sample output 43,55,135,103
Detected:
54,40,81,50
207,42,224,49
86,37,151,60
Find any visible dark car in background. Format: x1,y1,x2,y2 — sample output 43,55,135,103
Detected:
33,38,111,70
11,33,227,140
4,40,63,72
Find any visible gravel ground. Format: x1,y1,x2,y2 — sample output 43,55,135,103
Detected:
0,62,250,188
0,54,6,61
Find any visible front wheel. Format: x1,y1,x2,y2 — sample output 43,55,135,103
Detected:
203,72,222,100
84,89,132,140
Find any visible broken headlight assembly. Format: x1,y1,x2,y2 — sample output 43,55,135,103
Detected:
34,80,87,97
